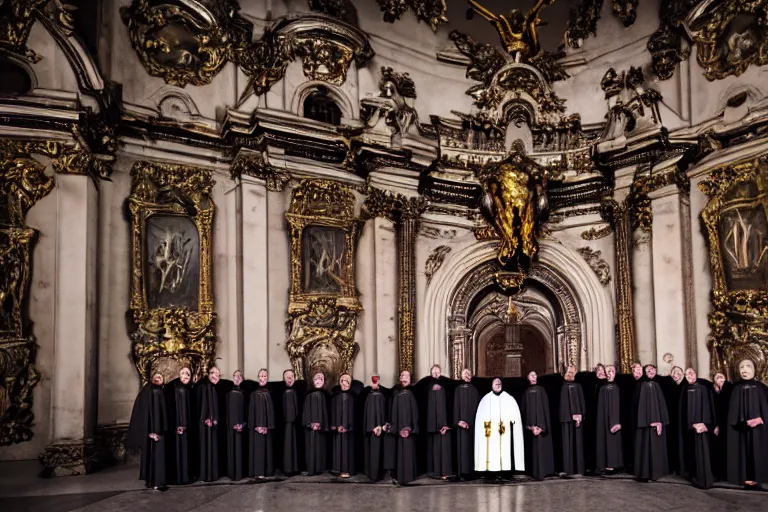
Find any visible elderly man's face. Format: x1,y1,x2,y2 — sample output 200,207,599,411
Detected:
180,368,191,385
492,378,502,393
685,368,697,385
258,370,268,387
209,367,220,384
565,366,576,382
645,365,657,379
739,360,755,380
671,367,684,384
400,371,411,387
340,375,351,391
632,364,642,380
284,371,295,387
462,369,472,382
527,371,537,385
606,366,616,382
313,373,325,389
151,374,164,386
431,366,441,379
233,371,243,386
714,373,725,388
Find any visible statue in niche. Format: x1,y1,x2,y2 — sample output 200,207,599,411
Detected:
145,216,199,309
465,0,556,62
718,179,768,291
302,226,347,294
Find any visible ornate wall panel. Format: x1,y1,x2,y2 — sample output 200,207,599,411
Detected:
701,157,768,381
0,139,59,445
285,180,363,385
127,161,216,384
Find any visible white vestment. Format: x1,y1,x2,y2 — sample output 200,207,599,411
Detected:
474,391,524,471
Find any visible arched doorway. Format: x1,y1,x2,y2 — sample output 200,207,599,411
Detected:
421,239,615,379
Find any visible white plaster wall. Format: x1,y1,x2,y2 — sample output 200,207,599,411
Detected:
96,167,135,426
632,228,656,365
266,188,292,374
373,218,398,385
689,175,713,377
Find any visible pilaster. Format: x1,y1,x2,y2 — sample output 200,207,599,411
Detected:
43,172,99,476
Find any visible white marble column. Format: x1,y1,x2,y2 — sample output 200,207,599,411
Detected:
221,178,243,376
241,177,269,378
649,184,696,374
373,218,398,385
689,175,714,376
632,227,656,365
46,173,99,475
355,218,378,380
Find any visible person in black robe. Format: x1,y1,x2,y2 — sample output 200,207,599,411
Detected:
196,366,220,482
595,365,623,474
391,370,419,485
711,372,732,480
303,372,330,475
560,365,586,476
678,367,715,489
663,366,685,475
363,375,388,481
128,373,167,489
727,359,768,488
249,368,275,478
331,373,356,478
522,371,554,480
280,369,300,475
454,368,479,480
165,367,193,485
619,362,644,472
584,364,606,474
634,364,669,481
424,364,452,479
227,370,247,481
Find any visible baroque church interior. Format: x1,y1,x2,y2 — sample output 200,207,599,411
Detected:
1,0,768,510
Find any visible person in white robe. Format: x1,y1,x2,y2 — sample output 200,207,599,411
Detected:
474,378,524,472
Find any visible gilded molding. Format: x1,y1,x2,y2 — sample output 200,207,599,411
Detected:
285,180,363,383
424,245,451,285
128,161,217,385
235,28,294,96
362,186,426,373
601,198,636,372
580,224,613,240
0,0,75,60
120,0,252,87
376,0,448,32
700,158,768,380
0,138,58,446
627,166,690,232
230,151,291,192
576,246,611,286
647,0,697,81
684,0,768,81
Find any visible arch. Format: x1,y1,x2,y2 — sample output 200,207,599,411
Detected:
420,239,615,378
0,56,37,94
291,81,354,121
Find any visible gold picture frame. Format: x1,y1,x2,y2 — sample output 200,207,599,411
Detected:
700,157,768,381
284,180,363,384
127,161,216,384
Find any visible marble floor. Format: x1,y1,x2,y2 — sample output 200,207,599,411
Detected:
0,462,766,512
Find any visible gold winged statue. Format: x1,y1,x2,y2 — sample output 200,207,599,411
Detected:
466,0,556,62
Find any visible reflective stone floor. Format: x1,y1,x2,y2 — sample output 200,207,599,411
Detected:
0,461,766,512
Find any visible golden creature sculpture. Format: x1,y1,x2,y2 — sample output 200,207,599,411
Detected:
128,161,216,384
466,0,556,62
476,143,549,269
285,180,363,381
700,157,768,381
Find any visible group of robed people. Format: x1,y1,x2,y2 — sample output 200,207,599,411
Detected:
127,358,768,491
